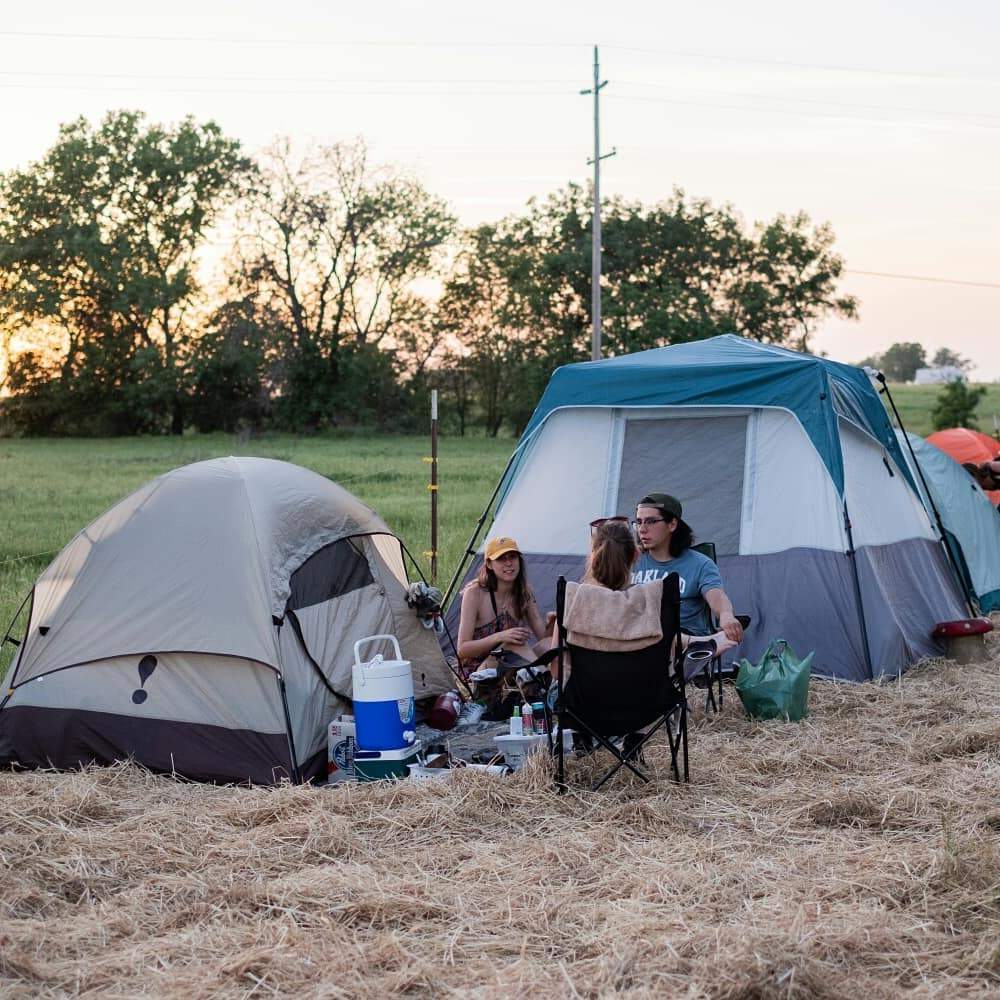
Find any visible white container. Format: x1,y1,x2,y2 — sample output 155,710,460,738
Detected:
326,716,357,783
352,634,416,751
493,732,546,771
552,727,575,753
407,763,453,782
407,762,510,781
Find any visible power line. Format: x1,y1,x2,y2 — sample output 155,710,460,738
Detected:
844,269,1000,290
0,81,570,98
0,29,585,49
0,69,579,86
614,79,1000,124
1,67,994,124
605,43,1000,85
606,92,1000,132
1,29,995,86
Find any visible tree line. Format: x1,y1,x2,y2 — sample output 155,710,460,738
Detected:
0,110,859,437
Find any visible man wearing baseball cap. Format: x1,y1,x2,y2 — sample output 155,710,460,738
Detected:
632,492,743,642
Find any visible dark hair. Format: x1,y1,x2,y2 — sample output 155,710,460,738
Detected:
477,551,531,620
669,518,693,557
586,520,637,592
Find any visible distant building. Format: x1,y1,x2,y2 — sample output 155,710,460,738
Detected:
914,366,966,384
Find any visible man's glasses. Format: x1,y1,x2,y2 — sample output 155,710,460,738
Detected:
632,517,666,528
589,515,630,535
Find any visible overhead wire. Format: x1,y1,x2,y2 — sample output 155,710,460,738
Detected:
0,28,996,86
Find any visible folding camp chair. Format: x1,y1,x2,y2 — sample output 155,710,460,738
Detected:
547,573,705,792
689,542,750,714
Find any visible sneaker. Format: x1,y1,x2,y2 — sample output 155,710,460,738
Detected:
457,701,487,727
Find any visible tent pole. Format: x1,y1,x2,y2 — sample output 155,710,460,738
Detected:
843,503,876,680
395,539,475,700
876,372,976,615
0,587,34,703
441,448,520,612
275,672,302,784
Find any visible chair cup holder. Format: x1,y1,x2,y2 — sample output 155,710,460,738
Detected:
684,648,714,663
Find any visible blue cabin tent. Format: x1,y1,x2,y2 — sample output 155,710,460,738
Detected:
452,335,966,681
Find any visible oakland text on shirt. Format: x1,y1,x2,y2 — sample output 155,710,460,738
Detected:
632,568,687,592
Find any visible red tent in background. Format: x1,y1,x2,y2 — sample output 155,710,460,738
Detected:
927,427,1000,505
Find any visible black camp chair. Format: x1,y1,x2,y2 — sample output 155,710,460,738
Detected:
689,541,750,714
546,573,703,792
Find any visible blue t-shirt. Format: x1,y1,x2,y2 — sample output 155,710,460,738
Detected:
631,549,723,635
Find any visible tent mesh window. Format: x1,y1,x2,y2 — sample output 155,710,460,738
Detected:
286,538,375,612
616,415,747,557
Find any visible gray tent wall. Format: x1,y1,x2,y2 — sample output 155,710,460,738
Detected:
0,458,453,784
279,533,448,781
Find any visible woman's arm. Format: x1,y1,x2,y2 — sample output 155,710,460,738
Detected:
456,587,527,660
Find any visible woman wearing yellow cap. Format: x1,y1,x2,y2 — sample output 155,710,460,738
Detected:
456,536,549,679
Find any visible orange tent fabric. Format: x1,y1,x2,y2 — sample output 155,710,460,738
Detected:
927,427,1000,504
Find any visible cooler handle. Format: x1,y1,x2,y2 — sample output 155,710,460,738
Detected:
353,634,403,678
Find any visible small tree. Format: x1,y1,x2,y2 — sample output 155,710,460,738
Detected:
879,342,927,382
931,347,972,371
931,379,986,431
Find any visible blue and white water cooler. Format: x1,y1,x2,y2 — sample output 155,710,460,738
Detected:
352,635,418,779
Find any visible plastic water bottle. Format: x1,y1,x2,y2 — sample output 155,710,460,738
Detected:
509,706,523,736
522,702,534,736
531,702,547,734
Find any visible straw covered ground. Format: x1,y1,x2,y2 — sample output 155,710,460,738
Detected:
2,644,999,999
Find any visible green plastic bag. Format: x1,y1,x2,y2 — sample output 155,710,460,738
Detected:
735,639,813,721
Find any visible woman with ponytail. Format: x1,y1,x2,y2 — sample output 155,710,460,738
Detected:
554,519,738,679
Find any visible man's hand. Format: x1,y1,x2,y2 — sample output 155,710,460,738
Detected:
719,612,744,643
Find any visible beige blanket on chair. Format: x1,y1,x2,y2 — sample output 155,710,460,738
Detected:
563,579,664,652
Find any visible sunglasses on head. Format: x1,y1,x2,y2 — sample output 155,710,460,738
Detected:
589,515,631,535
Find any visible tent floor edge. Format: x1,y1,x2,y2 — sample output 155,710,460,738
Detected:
0,704,296,785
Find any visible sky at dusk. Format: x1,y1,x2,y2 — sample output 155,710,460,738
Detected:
2,1,998,376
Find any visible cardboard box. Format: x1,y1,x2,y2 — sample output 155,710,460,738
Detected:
327,716,356,783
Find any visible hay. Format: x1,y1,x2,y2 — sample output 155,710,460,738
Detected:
2,645,998,998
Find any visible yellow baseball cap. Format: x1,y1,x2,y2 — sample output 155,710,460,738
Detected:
485,536,521,560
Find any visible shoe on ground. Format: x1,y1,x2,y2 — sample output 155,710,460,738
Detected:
457,701,487,726
621,732,646,764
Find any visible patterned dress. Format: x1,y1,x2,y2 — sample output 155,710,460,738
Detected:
459,591,526,681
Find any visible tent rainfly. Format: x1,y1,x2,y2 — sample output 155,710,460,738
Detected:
448,335,967,682
0,458,453,784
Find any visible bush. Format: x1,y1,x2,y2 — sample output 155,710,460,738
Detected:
931,379,987,431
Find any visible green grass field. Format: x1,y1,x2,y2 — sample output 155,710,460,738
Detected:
3,381,998,665
0,433,514,672
882,382,1000,437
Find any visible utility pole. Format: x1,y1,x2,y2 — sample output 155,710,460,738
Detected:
581,45,615,362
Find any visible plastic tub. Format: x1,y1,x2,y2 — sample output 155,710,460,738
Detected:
493,732,546,771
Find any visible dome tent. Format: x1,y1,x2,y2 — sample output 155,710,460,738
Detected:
0,457,453,784
447,335,966,681
894,430,1000,614
926,427,1000,506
